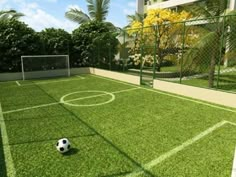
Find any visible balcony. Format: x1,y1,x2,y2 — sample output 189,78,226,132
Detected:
146,0,199,9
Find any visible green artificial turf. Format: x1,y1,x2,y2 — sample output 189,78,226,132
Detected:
0,74,236,177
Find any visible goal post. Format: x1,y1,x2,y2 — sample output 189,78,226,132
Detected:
21,55,70,80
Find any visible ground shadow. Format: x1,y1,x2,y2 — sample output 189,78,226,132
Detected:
63,148,79,156
0,129,7,177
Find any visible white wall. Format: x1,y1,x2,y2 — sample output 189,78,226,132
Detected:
0,72,22,81
153,79,236,108
0,67,90,81
90,68,140,85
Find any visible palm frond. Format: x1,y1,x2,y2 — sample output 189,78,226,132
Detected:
183,31,220,73
65,8,90,24
182,0,228,19
10,12,24,20
0,9,24,21
205,0,228,16
87,0,110,21
127,12,144,23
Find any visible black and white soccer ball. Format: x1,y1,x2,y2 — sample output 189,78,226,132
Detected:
56,138,71,153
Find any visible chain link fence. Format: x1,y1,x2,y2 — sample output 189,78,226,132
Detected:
108,15,236,93
1,15,236,93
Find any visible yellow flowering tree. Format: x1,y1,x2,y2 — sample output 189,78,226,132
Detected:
127,9,192,71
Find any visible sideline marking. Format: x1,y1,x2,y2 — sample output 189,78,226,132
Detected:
0,103,16,177
15,81,21,86
60,90,115,107
91,75,236,113
126,120,236,177
3,87,140,114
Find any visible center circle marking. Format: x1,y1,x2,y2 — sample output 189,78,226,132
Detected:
60,90,115,107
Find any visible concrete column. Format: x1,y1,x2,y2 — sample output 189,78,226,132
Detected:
136,0,144,14
230,0,236,10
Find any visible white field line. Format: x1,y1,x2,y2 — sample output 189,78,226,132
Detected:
62,87,140,103
0,103,16,177
3,102,59,114
126,120,236,177
75,75,85,79
91,75,236,113
2,87,140,114
15,81,21,86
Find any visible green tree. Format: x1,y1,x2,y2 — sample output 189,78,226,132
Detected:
71,21,119,68
0,20,41,72
183,0,236,88
65,0,110,24
0,9,24,21
39,28,71,55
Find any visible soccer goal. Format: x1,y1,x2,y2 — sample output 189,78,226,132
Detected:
21,55,70,80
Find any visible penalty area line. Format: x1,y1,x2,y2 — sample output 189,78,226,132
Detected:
126,120,236,177
0,103,16,177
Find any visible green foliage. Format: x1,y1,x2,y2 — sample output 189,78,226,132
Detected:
0,20,41,72
38,28,71,55
71,21,119,68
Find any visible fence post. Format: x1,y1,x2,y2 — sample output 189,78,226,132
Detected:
108,43,111,70
140,25,144,85
123,30,126,72
153,25,158,80
216,15,226,88
180,21,186,84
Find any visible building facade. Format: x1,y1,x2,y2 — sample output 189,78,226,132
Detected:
136,0,236,14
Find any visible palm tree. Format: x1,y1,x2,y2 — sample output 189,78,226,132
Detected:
183,0,236,88
0,9,24,21
65,0,110,24
126,12,144,28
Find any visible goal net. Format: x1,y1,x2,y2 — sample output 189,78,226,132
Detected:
21,55,70,80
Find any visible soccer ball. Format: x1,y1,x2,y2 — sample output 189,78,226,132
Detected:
56,138,71,153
